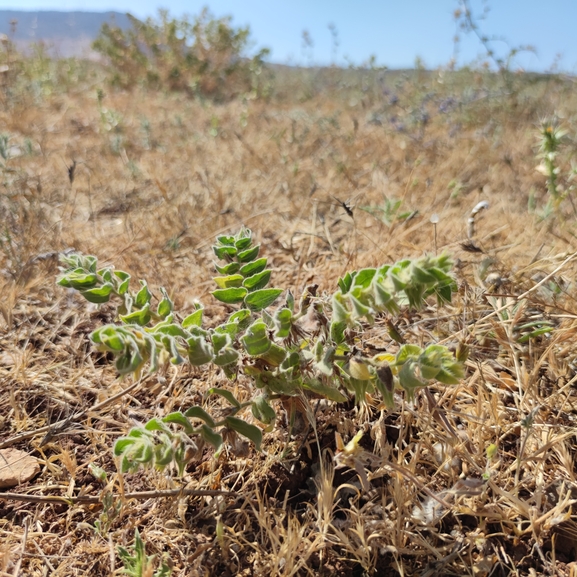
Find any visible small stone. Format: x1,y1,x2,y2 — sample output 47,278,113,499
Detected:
0,448,40,489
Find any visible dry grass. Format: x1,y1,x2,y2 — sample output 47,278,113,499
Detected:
1,64,577,576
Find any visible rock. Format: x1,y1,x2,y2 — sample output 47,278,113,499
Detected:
0,449,40,489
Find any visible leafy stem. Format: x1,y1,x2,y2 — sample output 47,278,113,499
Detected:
58,226,466,475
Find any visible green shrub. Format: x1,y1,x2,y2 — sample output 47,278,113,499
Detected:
93,8,270,100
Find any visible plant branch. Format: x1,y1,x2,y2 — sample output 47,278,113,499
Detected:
0,487,234,505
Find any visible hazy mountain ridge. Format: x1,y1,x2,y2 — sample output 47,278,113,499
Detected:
0,10,131,57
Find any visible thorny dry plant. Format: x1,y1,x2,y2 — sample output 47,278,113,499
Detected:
0,59,577,576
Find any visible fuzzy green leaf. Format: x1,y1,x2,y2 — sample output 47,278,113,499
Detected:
208,387,241,408
348,294,371,319
81,282,114,304
213,274,245,289
99,268,112,283
216,235,235,246
213,347,239,366
274,308,292,338
135,281,152,308
234,236,253,251
243,270,271,292
338,271,354,294
239,258,268,278
314,345,336,376
162,411,194,433
251,396,276,424
154,443,174,468
186,334,214,365
113,335,146,375
410,263,437,284
113,438,136,456
59,270,99,290
389,271,407,292
237,245,260,263
182,308,203,328
330,320,347,345
244,288,282,311
331,293,350,323
352,268,377,289
91,325,126,351
229,308,252,325
372,282,399,313
280,351,300,371
259,343,287,366
225,416,262,451
214,261,241,275
114,270,131,295
436,284,453,304
395,344,422,365
144,417,172,434
200,424,223,450
119,303,152,326
241,321,272,356
212,287,248,304
213,245,238,260
184,406,216,428
398,361,427,398
151,323,187,338
157,287,173,318
211,331,231,354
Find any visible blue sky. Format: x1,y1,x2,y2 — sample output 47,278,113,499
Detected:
3,0,577,71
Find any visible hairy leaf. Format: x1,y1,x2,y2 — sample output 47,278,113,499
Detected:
237,245,260,262
241,320,272,356
213,274,245,289
81,283,114,304
251,395,276,424
225,416,262,450
208,387,241,408
212,287,248,304
182,308,203,328
239,258,268,277
162,412,194,433
244,288,282,311
184,406,217,428
243,270,272,292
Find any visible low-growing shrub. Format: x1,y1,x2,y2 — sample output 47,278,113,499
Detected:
58,227,466,476
92,8,270,100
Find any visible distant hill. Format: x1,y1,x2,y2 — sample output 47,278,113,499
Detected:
0,10,131,57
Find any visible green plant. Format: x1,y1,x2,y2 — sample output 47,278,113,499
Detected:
359,197,414,227
117,529,172,577
92,8,270,100
89,464,122,536
57,227,465,475
536,120,569,213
